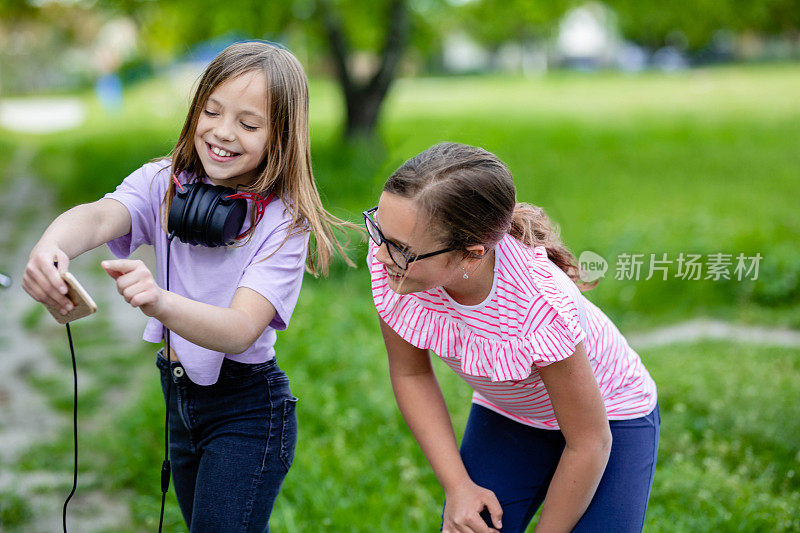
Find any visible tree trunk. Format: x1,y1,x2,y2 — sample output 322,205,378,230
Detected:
344,87,383,138
319,0,409,139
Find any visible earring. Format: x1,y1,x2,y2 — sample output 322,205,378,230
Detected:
462,267,469,279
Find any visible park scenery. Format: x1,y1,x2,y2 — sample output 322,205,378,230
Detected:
1,1,799,532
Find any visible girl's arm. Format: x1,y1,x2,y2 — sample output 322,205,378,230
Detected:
379,318,502,533
25,198,273,354
101,259,276,354
24,199,132,314
533,341,613,532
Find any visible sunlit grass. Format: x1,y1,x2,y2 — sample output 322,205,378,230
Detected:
19,273,799,531
23,272,800,531
385,64,800,122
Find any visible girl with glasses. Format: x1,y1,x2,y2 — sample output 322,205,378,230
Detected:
365,143,659,533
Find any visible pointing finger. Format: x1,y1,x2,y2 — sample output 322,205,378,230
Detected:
101,259,135,279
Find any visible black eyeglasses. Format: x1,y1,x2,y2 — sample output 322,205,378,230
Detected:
363,206,455,270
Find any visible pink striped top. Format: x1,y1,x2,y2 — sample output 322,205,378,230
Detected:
369,234,657,430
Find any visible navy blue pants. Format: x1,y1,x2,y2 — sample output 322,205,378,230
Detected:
157,352,298,532
453,403,659,532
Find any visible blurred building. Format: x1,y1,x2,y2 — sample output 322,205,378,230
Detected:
554,2,620,69
442,31,491,73
438,1,700,75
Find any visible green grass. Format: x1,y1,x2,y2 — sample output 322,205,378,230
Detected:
0,491,33,528
281,279,800,532
4,64,800,531
0,137,13,187
642,340,800,532
22,275,795,532
16,273,799,532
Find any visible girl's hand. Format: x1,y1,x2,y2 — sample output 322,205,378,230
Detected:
443,480,503,533
23,242,73,315
101,259,164,317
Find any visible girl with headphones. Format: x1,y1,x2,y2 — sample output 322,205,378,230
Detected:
23,41,351,531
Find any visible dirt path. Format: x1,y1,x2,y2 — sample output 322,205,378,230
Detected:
626,318,800,350
0,146,146,532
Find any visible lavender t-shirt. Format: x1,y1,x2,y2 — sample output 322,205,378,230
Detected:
103,160,309,385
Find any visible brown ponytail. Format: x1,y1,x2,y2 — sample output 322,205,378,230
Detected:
510,203,595,289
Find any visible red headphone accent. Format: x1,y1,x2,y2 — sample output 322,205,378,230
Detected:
225,191,276,239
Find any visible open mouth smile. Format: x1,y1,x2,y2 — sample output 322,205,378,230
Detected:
206,143,241,161
384,265,405,281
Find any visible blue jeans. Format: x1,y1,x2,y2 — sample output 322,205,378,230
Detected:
157,352,298,532
449,403,660,532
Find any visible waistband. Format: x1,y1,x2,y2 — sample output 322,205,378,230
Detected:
156,348,278,385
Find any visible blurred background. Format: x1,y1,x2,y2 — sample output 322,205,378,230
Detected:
1,0,799,531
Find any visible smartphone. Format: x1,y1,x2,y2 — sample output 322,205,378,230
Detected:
44,271,98,324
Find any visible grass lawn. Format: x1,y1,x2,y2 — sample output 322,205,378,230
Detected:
2,64,799,531
11,274,800,531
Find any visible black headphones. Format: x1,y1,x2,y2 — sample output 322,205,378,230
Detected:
167,182,248,247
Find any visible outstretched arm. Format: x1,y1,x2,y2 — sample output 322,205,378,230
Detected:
379,318,502,533
534,342,612,532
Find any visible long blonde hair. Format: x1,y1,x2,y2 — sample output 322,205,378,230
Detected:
161,41,353,276
384,142,594,288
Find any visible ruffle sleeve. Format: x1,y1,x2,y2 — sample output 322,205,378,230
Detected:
524,245,587,367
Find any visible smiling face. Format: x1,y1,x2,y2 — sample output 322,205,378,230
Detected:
194,70,269,188
373,192,466,295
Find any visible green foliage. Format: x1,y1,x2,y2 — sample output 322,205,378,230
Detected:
100,0,444,61
130,0,293,57
454,0,569,44
612,0,800,49
0,0,41,20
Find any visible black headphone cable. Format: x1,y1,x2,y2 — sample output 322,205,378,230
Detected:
61,231,177,532
158,231,176,532
62,230,174,533
62,322,78,533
